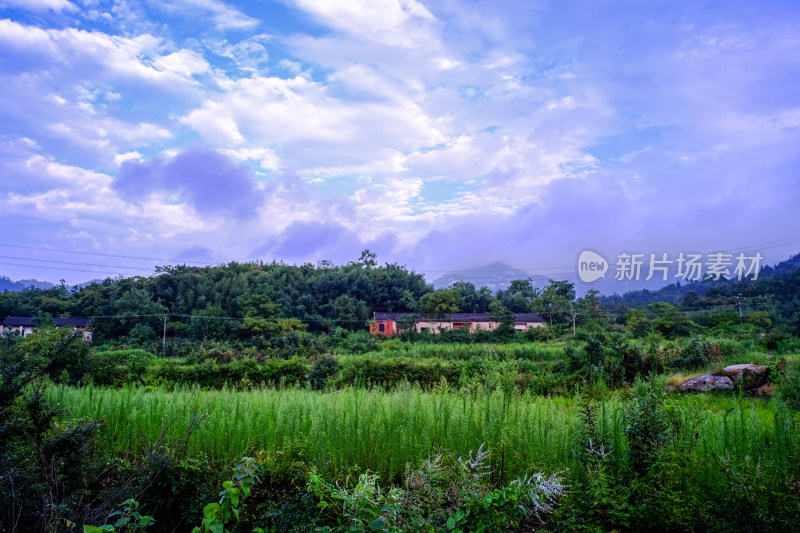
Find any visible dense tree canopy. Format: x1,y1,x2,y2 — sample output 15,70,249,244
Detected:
0,252,431,343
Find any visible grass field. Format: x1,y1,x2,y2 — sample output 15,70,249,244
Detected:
50,382,800,488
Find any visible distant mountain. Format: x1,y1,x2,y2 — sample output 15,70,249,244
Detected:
0,276,55,292
75,279,106,289
600,252,800,308
431,262,549,292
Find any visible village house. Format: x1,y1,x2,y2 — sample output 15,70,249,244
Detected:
369,311,546,336
1,316,93,342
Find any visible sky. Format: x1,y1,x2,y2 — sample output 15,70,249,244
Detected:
0,0,799,290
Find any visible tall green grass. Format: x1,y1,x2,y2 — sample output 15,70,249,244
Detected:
50,384,799,491
51,384,575,482
350,342,566,361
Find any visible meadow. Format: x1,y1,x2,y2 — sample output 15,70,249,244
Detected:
6,327,800,531
51,383,576,482
49,380,800,530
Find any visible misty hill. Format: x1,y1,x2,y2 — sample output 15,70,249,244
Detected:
0,276,55,292
599,252,800,328
431,262,549,292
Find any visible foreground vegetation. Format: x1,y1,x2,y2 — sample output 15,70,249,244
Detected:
1,326,799,531
3,253,800,531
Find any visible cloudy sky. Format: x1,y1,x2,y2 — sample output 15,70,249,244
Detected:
1,0,799,288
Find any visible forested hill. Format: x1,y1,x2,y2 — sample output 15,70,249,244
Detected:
600,252,800,326
0,253,430,339
0,276,54,292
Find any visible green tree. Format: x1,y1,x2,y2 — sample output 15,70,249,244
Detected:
450,281,493,313
419,289,461,332
0,328,99,531
626,308,651,338
106,288,168,341
396,313,418,333
747,311,773,330
357,249,378,269
531,280,575,327
419,290,461,320
188,302,229,340
488,299,515,338
648,303,694,338
237,294,281,337
497,279,535,313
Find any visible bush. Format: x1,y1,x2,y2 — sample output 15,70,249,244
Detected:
88,349,156,385
307,448,565,532
776,358,800,410
0,329,101,530
308,357,340,390
666,337,711,369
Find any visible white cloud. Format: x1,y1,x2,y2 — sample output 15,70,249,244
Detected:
0,19,206,87
181,73,445,170
291,0,434,44
0,0,76,12
222,147,281,172
154,49,210,77
146,0,258,30
206,34,271,74
113,151,144,167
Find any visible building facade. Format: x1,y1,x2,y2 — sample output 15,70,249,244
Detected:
369,311,545,336
1,316,93,342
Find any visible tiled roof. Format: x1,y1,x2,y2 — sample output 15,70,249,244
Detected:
54,317,92,328
373,311,420,321
373,311,545,322
2,316,91,328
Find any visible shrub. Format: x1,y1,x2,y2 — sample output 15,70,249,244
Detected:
0,329,101,530
776,358,800,410
88,349,157,385
308,357,340,390
667,337,709,369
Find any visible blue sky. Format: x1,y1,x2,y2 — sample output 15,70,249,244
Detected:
1,0,799,289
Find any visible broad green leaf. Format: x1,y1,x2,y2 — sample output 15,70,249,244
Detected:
203,502,220,517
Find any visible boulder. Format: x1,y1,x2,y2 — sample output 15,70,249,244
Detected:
721,364,771,390
678,374,734,392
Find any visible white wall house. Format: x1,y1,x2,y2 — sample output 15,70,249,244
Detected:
1,316,93,342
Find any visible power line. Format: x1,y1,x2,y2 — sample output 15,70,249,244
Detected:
0,242,211,265
0,261,141,276
0,255,153,272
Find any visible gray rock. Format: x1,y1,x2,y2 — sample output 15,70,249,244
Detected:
679,374,734,392
721,364,771,390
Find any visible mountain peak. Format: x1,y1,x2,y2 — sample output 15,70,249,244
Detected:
430,262,547,292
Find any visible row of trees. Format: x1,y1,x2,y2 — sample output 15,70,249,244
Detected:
1,250,798,346
0,252,429,344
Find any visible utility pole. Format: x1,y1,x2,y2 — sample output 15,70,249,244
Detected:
571,312,578,336
737,293,744,324
162,314,167,354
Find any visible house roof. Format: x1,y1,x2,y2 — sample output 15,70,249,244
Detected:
373,311,545,323
2,316,91,328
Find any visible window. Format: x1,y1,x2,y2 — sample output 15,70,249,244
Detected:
378,323,385,332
